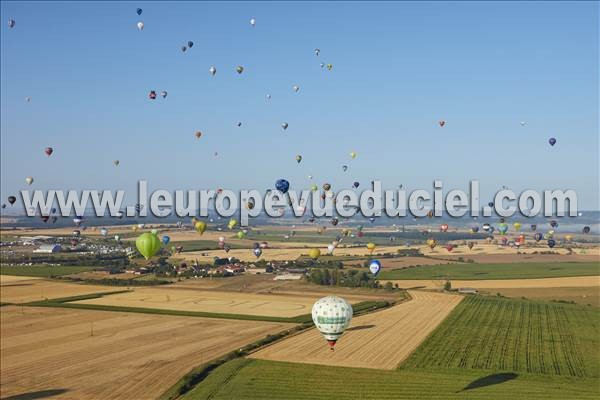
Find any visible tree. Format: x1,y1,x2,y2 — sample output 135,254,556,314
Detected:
443,280,452,291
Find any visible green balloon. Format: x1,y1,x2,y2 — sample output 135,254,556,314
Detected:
136,232,162,259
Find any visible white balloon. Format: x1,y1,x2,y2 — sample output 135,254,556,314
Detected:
311,296,353,350
137,21,144,31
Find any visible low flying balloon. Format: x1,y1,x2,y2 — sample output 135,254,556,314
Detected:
25,177,34,185
549,137,556,146
228,218,238,230
530,224,537,231
583,226,591,234
468,242,475,250
547,239,556,248
195,221,207,234
137,21,144,31
366,242,376,254
281,122,288,130
114,234,121,242
236,66,244,74
308,248,321,260
44,147,53,157
136,232,162,259
369,260,381,276
440,224,449,232
534,232,543,242
275,179,290,194
100,228,108,236
312,296,352,350
236,231,246,239
513,222,521,231
253,248,262,258
162,235,170,245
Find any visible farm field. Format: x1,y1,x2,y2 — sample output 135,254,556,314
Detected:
382,276,600,290
71,287,377,318
181,358,599,400
402,296,600,377
0,264,96,277
491,287,600,307
0,276,115,304
0,306,292,400
249,291,462,369
378,262,600,280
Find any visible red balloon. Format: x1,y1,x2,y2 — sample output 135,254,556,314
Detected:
44,147,53,156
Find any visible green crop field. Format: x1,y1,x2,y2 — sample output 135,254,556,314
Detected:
378,262,600,280
403,296,600,377
0,265,95,277
180,359,598,400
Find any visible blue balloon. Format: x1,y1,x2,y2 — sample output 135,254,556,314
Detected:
162,235,170,245
369,260,381,276
136,8,143,15
549,137,556,146
547,239,556,248
275,179,290,194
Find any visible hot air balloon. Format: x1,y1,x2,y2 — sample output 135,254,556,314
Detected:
513,222,521,231
195,221,207,234
100,228,108,236
353,181,359,189
549,220,558,229
228,218,238,229
209,66,217,76
281,122,289,130
534,232,543,242
323,183,331,191
236,122,242,127
296,155,302,163
236,66,244,74
439,120,446,127
549,137,557,146
181,45,187,52
349,151,357,159
315,48,320,56
342,165,348,172
471,226,479,233
162,235,170,245
253,248,262,258
266,94,271,100
310,184,318,192
312,296,352,350
309,248,321,260
366,242,376,254
565,235,573,242
445,244,454,252
195,131,202,139
369,260,381,276
275,179,290,194
547,239,556,248
136,8,142,15
583,226,591,234
426,238,437,250
44,147,53,157
498,223,508,235
136,232,162,259
25,177,34,185
137,21,144,30
8,18,15,28
187,41,194,48
530,224,537,231
250,18,256,27
293,85,300,92
326,64,333,71
8,196,16,205
161,90,167,98
1,204,5,209
236,231,246,239
488,202,494,208
468,242,475,250
440,224,449,232
148,90,156,99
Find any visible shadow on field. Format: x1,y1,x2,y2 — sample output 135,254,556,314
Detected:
3,389,69,400
347,324,375,331
458,373,518,392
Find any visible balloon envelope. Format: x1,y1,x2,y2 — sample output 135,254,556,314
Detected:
312,296,353,350
136,232,162,259
369,260,381,276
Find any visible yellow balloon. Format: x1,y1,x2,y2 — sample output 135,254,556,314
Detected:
366,242,376,253
350,151,357,159
565,235,573,241
513,222,521,231
195,221,207,234
228,218,238,229
308,248,321,260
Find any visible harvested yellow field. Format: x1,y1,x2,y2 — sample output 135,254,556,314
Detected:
250,291,463,370
72,287,372,318
0,306,292,400
383,275,600,290
0,277,114,304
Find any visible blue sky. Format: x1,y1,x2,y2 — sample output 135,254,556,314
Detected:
1,1,598,208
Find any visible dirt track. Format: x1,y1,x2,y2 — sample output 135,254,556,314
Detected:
249,290,463,370
383,275,600,290
0,306,292,400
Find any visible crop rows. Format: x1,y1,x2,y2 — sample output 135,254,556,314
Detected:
402,296,598,377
